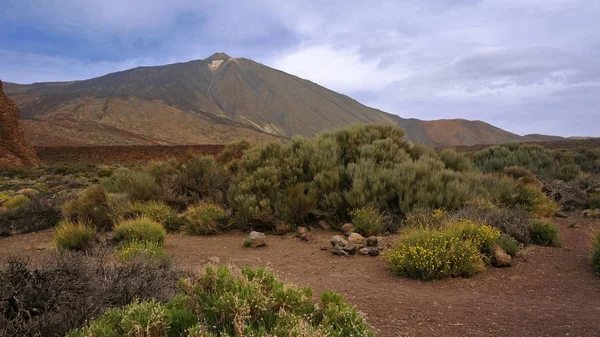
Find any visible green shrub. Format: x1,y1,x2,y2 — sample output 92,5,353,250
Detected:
530,220,560,246
160,155,231,206
228,124,523,227
592,232,600,275
590,194,600,210
115,241,170,263
178,266,374,336
113,218,166,245
129,200,184,232
111,168,159,202
386,220,500,280
66,300,172,337
62,184,112,229
216,139,251,164
184,202,228,235
473,143,581,181
54,220,96,251
3,195,30,211
515,186,559,218
350,206,384,236
497,234,520,256
165,295,197,337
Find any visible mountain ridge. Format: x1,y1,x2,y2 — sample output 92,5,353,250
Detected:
3,53,562,147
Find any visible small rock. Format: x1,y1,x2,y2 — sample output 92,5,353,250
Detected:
300,233,311,241
341,223,355,236
368,249,380,257
330,235,348,247
348,232,365,245
343,242,358,254
207,256,220,264
318,220,332,231
491,243,512,267
377,245,385,251
366,236,379,247
246,231,267,248
359,248,370,255
296,226,308,237
320,245,329,251
554,211,568,218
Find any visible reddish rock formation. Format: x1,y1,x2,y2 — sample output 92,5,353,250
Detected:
0,80,40,168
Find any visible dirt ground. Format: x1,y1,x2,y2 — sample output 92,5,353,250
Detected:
1,215,599,337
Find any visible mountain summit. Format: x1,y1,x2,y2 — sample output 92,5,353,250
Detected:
2,54,559,146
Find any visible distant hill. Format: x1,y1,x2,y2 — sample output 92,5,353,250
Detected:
2,53,562,147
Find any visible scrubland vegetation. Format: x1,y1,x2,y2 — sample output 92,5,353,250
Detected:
1,125,600,336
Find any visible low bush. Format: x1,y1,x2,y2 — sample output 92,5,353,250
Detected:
403,208,447,229
386,220,500,280
3,194,30,211
386,228,484,280
179,266,374,336
592,232,600,275
184,202,228,235
129,200,185,232
497,234,520,256
54,220,96,251
115,241,170,263
530,220,560,246
350,206,385,236
450,206,532,244
62,184,112,229
113,218,166,245
0,197,62,235
66,300,172,337
0,250,181,337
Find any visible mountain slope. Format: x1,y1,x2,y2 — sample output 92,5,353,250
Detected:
2,53,558,146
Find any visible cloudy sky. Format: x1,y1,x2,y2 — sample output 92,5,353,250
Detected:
1,0,598,137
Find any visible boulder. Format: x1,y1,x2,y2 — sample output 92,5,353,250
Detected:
0,80,40,168
359,248,370,255
342,242,358,254
491,244,512,267
348,233,365,245
299,233,311,241
330,235,348,247
246,231,266,248
366,236,380,247
332,245,349,256
318,220,331,231
341,223,354,236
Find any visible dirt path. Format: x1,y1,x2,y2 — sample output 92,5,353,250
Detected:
2,216,599,336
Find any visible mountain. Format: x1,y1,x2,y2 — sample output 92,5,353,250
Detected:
0,80,39,168
2,53,560,147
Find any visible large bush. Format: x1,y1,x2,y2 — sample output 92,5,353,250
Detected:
62,185,112,229
228,125,526,227
473,143,581,181
128,200,184,232
110,167,160,202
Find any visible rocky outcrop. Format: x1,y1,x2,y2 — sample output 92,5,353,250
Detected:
0,80,39,168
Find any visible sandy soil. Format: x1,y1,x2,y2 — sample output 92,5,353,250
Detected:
1,215,599,337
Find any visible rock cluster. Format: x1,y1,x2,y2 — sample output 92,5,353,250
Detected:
0,80,40,168
329,230,384,257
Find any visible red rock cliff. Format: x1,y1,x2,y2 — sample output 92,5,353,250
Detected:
0,80,40,168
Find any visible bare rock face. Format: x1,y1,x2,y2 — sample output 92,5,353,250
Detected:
0,80,39,168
